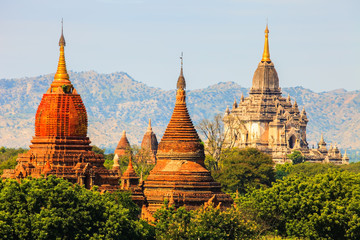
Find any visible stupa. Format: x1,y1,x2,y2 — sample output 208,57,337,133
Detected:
140,119,158,164
114,130,131,157
142,56,233,218
2,24,121,189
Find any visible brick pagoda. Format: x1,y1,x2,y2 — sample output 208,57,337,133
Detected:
142,58,233,217
140,119,158,164
114,130,131,157
2,26,120,190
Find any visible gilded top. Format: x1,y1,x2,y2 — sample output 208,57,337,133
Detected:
51,22,72,90
59,20,66,46
261,25,271,62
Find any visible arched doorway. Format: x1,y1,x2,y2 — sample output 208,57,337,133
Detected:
289,135,296,149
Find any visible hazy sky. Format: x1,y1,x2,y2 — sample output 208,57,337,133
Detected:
0,0,359,92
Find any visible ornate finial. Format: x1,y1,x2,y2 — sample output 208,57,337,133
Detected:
225,105,230,115
180,52,183,69
147,119,152,132
139,170,143,183
261,24,271,62
293,99,298,107
128,155,133,168
177,52,186,90
241,93,244,102
52,19,71,89
233,98,238,109
59,18,66,46
287,94,291,102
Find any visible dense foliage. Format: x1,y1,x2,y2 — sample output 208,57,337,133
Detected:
93,145,155,180
238,169,360,239
0,176,154,240
212,148,276,194
0,147,28,174
2,146,360,239
287,150,306,164
154,203,258,240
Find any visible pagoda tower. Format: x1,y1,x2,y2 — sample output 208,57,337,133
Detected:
114,130,131,157
142,57,233,217
140,119,158,164
2,24,120,189
223,25,348,165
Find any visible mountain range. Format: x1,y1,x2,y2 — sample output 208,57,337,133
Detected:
1,71,359,154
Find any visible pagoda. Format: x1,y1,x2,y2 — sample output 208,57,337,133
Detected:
223,26,349,165
140,119,158,164
2,24,121,189
114,130,131,157
142,57,233,217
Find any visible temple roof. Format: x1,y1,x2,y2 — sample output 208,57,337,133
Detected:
121,156,138,179
115,130,131,152
157,61,204,159
250,25,280,95
34,24,88,137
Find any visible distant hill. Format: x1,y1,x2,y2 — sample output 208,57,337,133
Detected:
1,71,360,155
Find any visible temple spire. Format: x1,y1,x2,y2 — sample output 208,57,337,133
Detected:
52,19,71,88
177,52,186,90
147,119,152,132
261,24,271,62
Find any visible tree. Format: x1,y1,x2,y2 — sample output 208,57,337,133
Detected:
213,148,275,194
196,114,237,170
0,147,28,174
0,176,155,240
153,202,258,240
287,150,305,164
275,162,294,180
237,169,360,239
91,145,105,155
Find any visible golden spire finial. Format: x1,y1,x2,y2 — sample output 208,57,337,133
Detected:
52,19,71,89
261,24,271,62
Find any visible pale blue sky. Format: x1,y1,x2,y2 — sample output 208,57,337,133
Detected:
0,0,359,91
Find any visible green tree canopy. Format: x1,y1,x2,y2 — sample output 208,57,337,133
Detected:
213,147,275,194
0,176,154,240
0,147,28,174
153,203,258,240
238,169,360,239
287,150,305,164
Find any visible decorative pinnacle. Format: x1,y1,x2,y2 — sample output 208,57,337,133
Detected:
59,18,66,46
177,52,186,90
261,24,271,62
147,119,152,132
128,155,133,168
52,19,70,88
